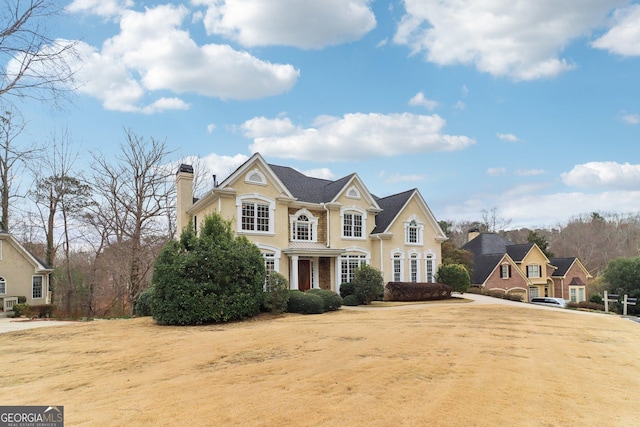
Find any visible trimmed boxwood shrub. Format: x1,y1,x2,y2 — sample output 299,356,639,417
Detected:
287,290,324,314
134,285,156,317
567,301,605,311
343,294,360,306
12,303,32,317
435,263,470,294
305,289,343,311
17,296,27,304
384,282,452,301
339,282,355,298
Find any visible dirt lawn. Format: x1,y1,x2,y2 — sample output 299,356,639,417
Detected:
1,301,639,427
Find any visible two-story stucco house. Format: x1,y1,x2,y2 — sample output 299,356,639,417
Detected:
176,153,447,293
462,231,591,302
0,232,53,315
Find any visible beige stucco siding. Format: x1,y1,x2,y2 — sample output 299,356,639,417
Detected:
0,239,49,306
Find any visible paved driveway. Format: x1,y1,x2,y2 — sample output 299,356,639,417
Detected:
0,318,78,334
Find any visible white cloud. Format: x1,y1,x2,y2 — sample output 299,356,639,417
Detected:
438,185,640,229
515,169,545,176
243,112,475,161
66,0,133,18
207,124,216,133
561,161,640,189
408,92,438,111
383,173,426,184
201,153,250,182
70,4,299,113
453,101,466,110
592,4,640,55
621,113,640,124
497,132,521,142
193,0,376,49
303,168,335,180
394,0,626,80
487,167,507,176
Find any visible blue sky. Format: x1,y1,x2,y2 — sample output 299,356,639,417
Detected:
13,0,640,229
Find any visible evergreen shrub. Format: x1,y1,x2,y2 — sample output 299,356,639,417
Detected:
353,265,384,305
134,285,156,317
342,295,360,306
384,282,452,301
263,272,290,314
305,288,343,311
339,282,355,298
287,290,324,314
152,213,265,325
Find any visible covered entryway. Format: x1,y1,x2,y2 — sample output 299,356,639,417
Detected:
298,260,311,291
283,243,345,291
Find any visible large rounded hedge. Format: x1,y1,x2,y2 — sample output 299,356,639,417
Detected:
152,213,265,325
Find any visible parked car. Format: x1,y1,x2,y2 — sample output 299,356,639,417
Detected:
530,297,567,308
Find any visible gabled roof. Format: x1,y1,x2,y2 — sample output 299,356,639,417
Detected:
549,257,575,276
471,253,506,284
269,163,380,209
371,189,414,234
461,232,512,256
506,243,536,262
0,232,53,272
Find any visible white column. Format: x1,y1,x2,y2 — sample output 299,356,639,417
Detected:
312,257,320,288
291,255,299,290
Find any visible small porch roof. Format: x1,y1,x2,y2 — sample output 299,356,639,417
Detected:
282,242,345,257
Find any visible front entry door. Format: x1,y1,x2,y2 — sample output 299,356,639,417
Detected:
298,260,311,291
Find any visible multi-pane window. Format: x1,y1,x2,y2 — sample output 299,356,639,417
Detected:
410,253,418,282
407,220,419,243
501,264,510,278
340,254,367,283
343,212,363,238
263,253,276,290
32,276,43,299
526,264,541,278
242,202,270,232
570,287,586,303
393,254,402,282
292,214,314,241
425,255,434,283
0,276,5,294
529,287,539,299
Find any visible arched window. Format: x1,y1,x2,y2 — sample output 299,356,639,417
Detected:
409,251,421,282
425,253,435,283
289,209,318,242
245,169,267,185
404,216,424,245
391,251,404,282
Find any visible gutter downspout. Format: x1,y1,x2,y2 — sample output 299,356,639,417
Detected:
322,203,330,248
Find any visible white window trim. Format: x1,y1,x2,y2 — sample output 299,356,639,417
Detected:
32,275,44,300
256,244,281,273
336,248,371,288
409,250,421,282
244,169,267,186
0,276,6,295
404,215,424,245
340,206,367,240
500,263,510,279
391,250,404,282
289,208,318,243
236,194,275,236
424,251,436,283
345,186,361,200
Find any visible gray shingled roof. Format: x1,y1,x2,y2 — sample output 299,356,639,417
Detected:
549,257,576,277
461,233,512,256
371,189,414,234
470,253,505,284
506,243,535,262
269,164,355,204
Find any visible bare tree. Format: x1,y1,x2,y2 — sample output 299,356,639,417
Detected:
0,0,78,104
0,105,42,231
481,207,512,233
90,129,174,314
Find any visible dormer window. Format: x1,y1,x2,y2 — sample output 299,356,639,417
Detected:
245,169,267,186
404,216,424,245
290,209,318,242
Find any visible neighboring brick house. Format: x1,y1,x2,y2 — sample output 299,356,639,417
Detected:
176,153,447,293
0,232,53,315
462,231,590,302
